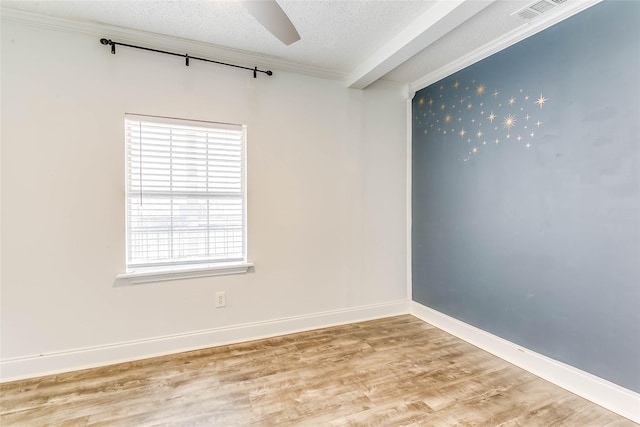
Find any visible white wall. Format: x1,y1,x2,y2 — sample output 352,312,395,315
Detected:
0,18,408,377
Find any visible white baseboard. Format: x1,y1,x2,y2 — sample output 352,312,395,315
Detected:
0,300,409,383
410,301,640,423
4,299,637,423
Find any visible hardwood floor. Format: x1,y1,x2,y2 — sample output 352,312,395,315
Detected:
1,315,636,426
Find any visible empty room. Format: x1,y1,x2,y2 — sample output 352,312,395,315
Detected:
1,0,638,425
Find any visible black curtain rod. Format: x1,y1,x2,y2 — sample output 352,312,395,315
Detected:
99,38,273,78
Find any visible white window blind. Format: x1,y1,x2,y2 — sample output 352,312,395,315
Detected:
125,114,246,271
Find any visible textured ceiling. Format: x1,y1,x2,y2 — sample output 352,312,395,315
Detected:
1,0,437,73
1,0,595,87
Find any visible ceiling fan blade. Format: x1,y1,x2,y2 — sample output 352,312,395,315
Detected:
241,0,301,46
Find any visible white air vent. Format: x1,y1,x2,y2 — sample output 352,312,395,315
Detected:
512,0,567,21
530,0,555,13
516,8,541,20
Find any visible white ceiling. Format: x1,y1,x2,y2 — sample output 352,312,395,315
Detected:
0,0,597,89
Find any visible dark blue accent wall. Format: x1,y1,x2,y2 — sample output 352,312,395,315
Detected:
412,0,640,392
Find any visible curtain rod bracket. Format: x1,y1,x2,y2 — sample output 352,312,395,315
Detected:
100,38,116,54
99,37,273,78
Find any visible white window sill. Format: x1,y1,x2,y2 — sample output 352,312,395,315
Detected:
116,262,254,285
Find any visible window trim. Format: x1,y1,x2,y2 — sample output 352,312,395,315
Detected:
116,262,254,285
119,114,250,283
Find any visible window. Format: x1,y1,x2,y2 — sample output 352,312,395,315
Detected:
120,114,250,283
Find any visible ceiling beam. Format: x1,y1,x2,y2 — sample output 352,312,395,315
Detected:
410,0,602,93
346,0,495,90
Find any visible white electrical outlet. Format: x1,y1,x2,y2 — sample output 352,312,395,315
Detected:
215,291,226,308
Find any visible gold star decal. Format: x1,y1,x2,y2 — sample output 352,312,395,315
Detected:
459,129,466,138
503,114,516,130
453,81,460,89
428,99,434,106
536,120,542,127
418,98,424,105
440,104,446,110
525,143,532,149
493,90,500,98
495,139,500,144
476,84,486,96
488,112,496,123
476,130,483,138
467,103,473,110
444,114,452,123
535,94,548,108
472,146,479,154
508,97,516,106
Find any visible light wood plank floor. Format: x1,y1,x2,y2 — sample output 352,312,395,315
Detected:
1,315,636,426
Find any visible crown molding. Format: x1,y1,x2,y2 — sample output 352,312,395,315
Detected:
0,7,348,82
410,0,602,94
